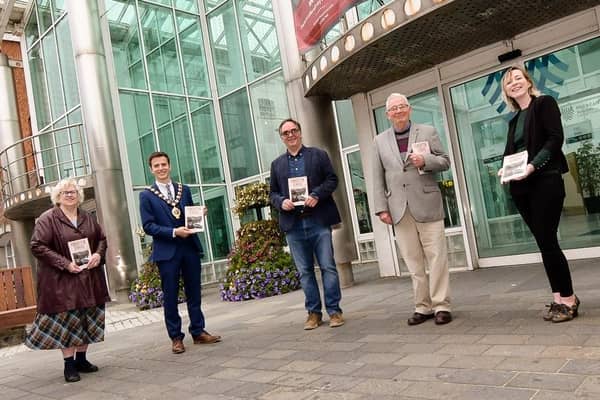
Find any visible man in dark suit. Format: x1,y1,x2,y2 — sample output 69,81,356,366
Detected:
270,118,345,330
139,151,220,354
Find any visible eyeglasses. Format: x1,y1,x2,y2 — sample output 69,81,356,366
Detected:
280,128,300,138
387,104,410,112
61,190,78,197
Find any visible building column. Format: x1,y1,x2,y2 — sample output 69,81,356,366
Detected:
272,1,357,287
0,52,36,269
65,0,137,300
351,93,401,277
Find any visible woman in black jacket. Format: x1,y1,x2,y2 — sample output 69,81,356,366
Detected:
499,65,579,323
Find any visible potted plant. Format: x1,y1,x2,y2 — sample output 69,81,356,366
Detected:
220,182,300,301
575,141,600,214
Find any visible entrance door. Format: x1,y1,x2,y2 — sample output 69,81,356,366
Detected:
449,36,600,260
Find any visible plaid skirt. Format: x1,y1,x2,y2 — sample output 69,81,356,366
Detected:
25,305,105,350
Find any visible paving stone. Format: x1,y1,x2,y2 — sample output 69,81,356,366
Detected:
279,360,325,372
532,390,598,399
560,359,600,375
483,344,546,357
496,357,567,373
238,370,287,383
441,355,505,369
436,343,491,356
576,376,600,395
223,381,277,398
476,334,531,345
259,386,316,400
540,346,600,359
356,352,404,364
396,366,515,386
208,367,254,379
350,378,410,395
306,392,365,400
507,372,586,391
394,353,452,367
433,334,483,344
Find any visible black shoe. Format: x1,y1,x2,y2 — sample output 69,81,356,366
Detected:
407,312,434,326
64,364,81,383
434,311,453,325
76,360,99,373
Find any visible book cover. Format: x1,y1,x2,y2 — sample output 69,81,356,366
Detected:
68,238,91,269
411,141,431,175
501,150,529,183
185,205,205,233
288,176,308,206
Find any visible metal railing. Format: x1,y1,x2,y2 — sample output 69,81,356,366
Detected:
0,123,91,201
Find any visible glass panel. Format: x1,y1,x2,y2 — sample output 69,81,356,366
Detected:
107,0,147,89
189,187,209,261
37,0,54,33
28,45,52,130
203,186,233,259
356,0,394,21
120,91,155,186
25,6,40,48
347,151,372,234
221,89,259,181
208,1,245,94
172,117,197,184
237,0,280,82
139,2,184,93
526,38,600,250
42,32,66,120
38,129,59,183
67,108,88,176
174,0,198,13
336,100,358,148
204,0,225,13
374,90,460,228
55,19,79,110
177,12,210,97
53,0,65,17
190,99,225,183
153,94,196,183
249,73,288,172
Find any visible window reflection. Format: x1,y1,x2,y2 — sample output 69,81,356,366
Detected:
347,152,372,234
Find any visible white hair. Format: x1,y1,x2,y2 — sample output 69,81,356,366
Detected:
50,178,84,206
385,93,410,110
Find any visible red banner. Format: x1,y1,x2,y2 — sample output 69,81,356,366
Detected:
293,0,361,53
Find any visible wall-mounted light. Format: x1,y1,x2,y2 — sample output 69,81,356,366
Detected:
404,0,421,16
331,45,340,63
381,9,396,29
319,56,328,71
361,22,374,42
344,35,356,52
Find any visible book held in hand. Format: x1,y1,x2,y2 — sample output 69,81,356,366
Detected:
185,206,205,233
411,141,431,175
288,176,308,206
68,238,91,269
501,150,529,183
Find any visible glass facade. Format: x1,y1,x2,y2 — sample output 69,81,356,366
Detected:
17,0,600,281
21,0,287,282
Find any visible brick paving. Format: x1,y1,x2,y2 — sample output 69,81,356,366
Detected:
1,259,599,399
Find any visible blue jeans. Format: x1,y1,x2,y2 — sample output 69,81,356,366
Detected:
285,216,342,316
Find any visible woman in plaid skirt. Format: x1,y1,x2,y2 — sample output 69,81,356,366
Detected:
26,178,110,383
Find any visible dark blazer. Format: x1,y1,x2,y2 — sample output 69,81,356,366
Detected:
139,183,203,262
270,146,341,232
503,95,569,174
30,207,110,314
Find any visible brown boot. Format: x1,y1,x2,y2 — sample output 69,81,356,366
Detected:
304,312,322,330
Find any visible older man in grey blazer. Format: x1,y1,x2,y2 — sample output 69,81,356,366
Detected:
372,93,453,326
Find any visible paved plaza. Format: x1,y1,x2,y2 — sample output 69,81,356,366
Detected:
2,259,600,399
